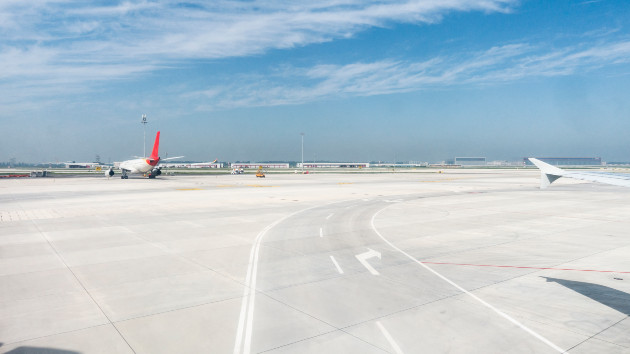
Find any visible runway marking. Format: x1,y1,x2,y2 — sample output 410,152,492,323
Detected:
246,184,277,188
330,255,344,274
319,227,323,238
176,188,203,191
326,213,334,219
370,207,567,354
233,205,321,354
355,248,381,276
338,182,354,185
421,261,630,274
376,321,404,354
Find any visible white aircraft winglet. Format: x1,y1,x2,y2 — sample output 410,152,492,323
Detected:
528,158,565,189
529,157,630,189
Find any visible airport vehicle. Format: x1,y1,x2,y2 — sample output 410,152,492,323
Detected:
256,166,265,178
529,157,630,188
105,131,182,179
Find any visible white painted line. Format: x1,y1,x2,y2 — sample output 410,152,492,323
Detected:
319,227,323,238
233,246,255,354
376,321,404,354
370,207,567,354
326,213,334,219
330,255,344,274
234,205,321,354
355,248,381,276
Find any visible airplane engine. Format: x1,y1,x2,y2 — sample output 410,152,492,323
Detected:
148,167,162,178
105,168,114,177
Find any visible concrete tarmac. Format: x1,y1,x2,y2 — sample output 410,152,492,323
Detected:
1,170,629,353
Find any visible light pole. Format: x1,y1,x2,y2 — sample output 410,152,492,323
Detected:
300,133,304,173
141,114,147,157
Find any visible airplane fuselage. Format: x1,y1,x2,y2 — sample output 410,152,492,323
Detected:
119,158,160,175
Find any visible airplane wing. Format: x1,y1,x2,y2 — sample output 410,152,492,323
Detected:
528,158,630,189
161,156,185,161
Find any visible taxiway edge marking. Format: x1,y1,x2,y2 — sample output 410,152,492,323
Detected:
370,207,567,354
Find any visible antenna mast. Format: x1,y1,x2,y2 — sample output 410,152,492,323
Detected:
141,114,148,157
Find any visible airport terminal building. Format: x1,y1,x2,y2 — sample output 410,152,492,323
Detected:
297,162,370,168
454,157,486,166
231,163,290,169
523,157,602,166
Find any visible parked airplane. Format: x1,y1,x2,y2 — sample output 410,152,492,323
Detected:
529,158,630,189
105,131,182,179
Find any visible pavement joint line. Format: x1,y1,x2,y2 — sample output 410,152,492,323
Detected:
25,218,138,354
370,203,568,354
255,292,392,354
108,294,245,324
256,328,390,354
566,315,630,352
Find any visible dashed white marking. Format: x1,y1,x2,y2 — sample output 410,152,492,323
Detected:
326,213,334,219
330,255,344,274
319,227,323,238
355,248,381,276
370,208,566,354
376,321,404,354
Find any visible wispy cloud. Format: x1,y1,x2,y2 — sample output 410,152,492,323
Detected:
187,40,630,109
0,0,515,83
3,0,629,113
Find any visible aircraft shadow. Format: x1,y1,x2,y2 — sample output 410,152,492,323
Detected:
3,348,80,354
542,277,630,316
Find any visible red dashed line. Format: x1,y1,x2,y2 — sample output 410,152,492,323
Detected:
422,261,630,274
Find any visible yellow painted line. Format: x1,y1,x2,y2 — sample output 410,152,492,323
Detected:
337,182,354,185
247,185,278,188
176,188,204,191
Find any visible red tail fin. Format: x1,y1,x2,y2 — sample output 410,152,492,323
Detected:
150,131,160,159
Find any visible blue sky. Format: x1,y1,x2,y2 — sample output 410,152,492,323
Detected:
2,0,630,163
